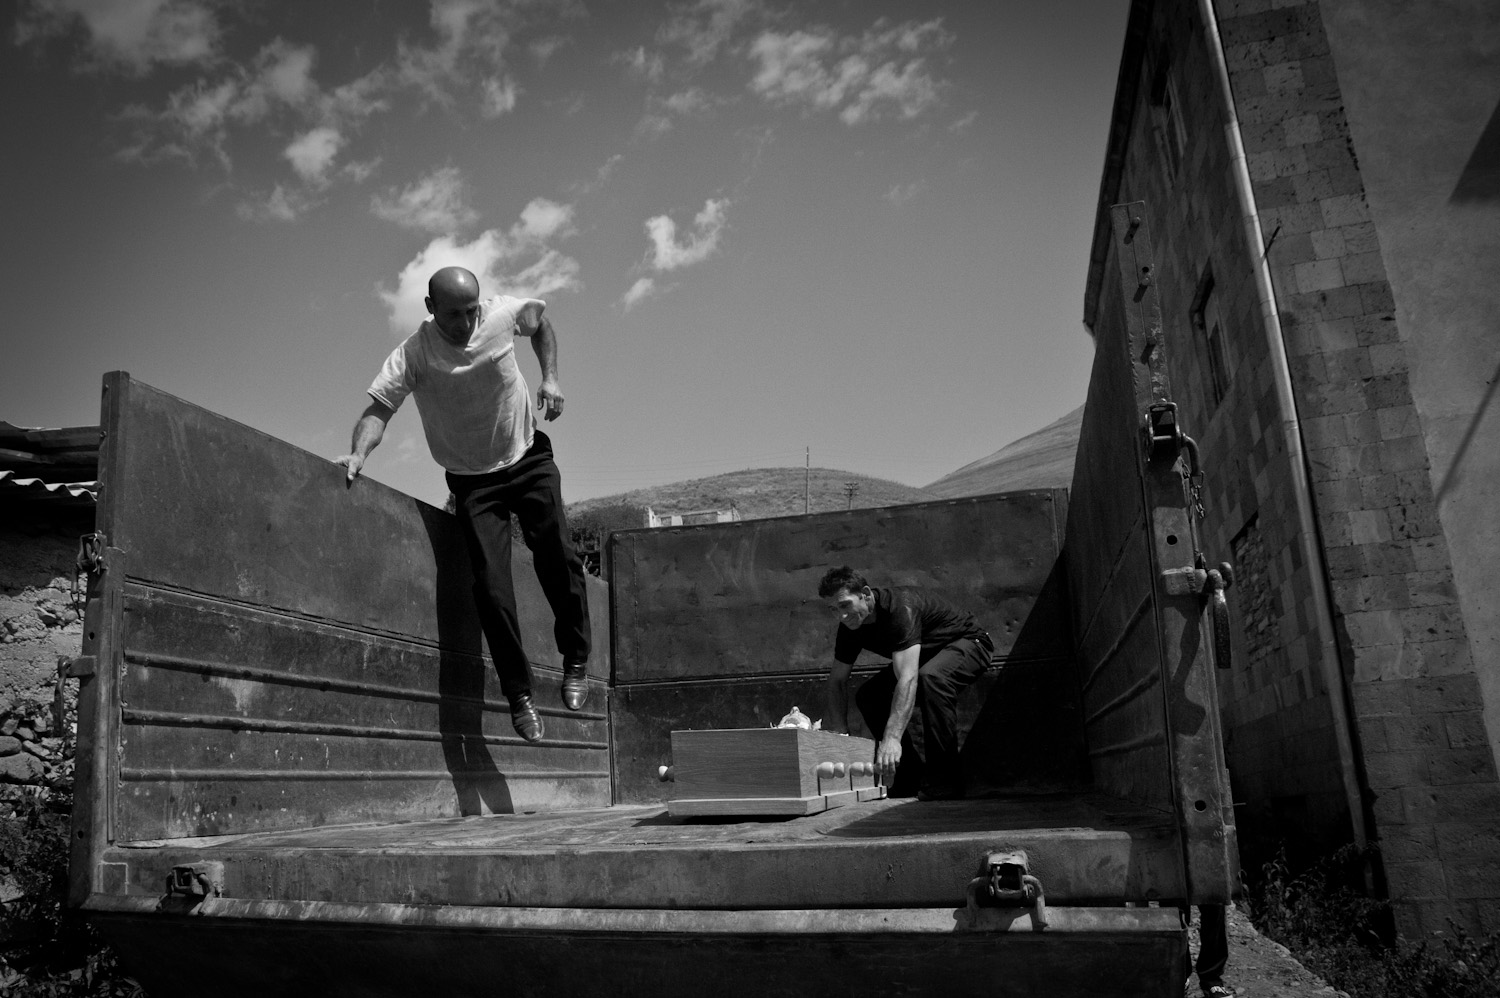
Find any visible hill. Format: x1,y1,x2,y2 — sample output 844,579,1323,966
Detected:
566,467,939,523
923,406,1082,498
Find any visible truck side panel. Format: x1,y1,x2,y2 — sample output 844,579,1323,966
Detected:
75,375,611,853
1066,206,1238,901
608,492,1090,804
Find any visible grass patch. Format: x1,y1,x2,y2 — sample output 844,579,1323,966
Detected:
1242,844,1500,998
0,788,140,997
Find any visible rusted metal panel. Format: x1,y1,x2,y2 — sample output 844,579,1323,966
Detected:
96,793,1183,908
98,374,608,670
610,492,1071,683
1064,206,1237,902
609,657,1088,807
88,895,1186,998
87,374,611,844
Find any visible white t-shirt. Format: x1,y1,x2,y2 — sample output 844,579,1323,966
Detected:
368,295,545,475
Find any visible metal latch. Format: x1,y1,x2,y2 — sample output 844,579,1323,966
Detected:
165,862,224,900
966,849,1047,930
72,532,106,612
1158,561,1235,668
62,655,97,678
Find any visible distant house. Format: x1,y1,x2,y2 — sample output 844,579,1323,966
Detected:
645,506,741,528
1085,0,1500,938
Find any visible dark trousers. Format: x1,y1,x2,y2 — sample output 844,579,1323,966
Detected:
1185,903,1228,988
446,430,591,702
854,636,989,793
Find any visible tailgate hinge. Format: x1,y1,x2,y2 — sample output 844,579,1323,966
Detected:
966,849,1047,931
164,862,224,905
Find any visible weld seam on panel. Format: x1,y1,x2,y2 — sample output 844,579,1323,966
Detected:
1086,731,1166,757
1079,593,1153,695
118,768,610,781
124,582,578,676
120,708,608,751
1074,520,1147,651
82,893,1184,936
1082,669,1161,727
615,657,1059,690
124,650,605,722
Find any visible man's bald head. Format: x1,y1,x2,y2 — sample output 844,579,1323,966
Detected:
425,267,482,344
429,266,480,303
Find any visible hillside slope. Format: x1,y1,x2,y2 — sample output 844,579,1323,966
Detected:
923,406,1082,498
567,467,939,522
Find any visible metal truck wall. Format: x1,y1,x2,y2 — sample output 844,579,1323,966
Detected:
78,374,610,851
1066,206,1237,901
608,492,1090,803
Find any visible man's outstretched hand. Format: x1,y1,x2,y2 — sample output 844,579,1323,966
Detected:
334,453,364,484
537,381,564,421
876,735,902,783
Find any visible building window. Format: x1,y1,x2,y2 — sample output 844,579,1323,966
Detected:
1193,269,1233,406
1150,61,1188,179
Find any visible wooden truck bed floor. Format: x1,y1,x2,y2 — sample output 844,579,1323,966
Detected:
110,791,1185,909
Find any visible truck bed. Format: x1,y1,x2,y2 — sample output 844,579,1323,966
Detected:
108,791,1182,909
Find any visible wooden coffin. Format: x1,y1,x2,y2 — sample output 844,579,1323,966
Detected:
667,727,886,816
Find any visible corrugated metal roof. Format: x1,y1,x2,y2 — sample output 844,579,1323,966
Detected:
0,469,97,504
0,421,99,507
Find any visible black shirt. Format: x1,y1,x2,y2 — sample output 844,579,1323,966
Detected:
833,586,985,665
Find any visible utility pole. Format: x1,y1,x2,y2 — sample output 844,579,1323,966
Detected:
805,447,810,515
842,481,860,510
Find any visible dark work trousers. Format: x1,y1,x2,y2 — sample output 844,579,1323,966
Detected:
1184,903,1229,989
854,636,990,794
446,430,591,703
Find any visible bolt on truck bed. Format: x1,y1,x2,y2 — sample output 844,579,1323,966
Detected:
70,360,1235,997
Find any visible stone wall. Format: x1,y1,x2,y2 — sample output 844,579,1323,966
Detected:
0,515,87,808
1086,0,1500,939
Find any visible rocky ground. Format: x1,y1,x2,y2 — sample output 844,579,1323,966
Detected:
1189,903,1347,998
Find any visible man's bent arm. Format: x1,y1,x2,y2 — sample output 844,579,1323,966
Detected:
826,658,854,734
334,401,393,482
530,315,564,421
876,645,921,781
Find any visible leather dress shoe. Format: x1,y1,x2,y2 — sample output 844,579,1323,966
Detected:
510,693,544,743
562,661,589,711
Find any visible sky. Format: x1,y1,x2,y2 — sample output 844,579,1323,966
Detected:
1,0,1128,508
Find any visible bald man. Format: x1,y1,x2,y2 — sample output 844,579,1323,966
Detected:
336,267,591,744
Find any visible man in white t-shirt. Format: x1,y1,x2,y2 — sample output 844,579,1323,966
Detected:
335,266,591,743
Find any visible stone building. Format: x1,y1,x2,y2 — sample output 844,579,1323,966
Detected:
1083,0,1500,936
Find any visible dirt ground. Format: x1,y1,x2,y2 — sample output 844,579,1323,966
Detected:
1186,903,1347,998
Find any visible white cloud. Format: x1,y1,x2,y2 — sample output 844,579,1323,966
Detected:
529,35,567,66
645,198,728,271
480,75,520,117
397,0,515,108
372,166,478,233
284,126,344,184
747,18,951,125
949,110,978,133
656,0,759,66
883,180,926,206
516,198,574,240
616,45,665,83
236,185,319,223
17,0,221,73
621,277,657,311
378,197,582,331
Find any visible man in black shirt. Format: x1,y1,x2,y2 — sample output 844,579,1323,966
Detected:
818,566,992,800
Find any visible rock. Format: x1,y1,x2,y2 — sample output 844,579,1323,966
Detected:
0,719,15,736
0,752,43,782
0,736,19,755
15,727,35,741
22,741,52,760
